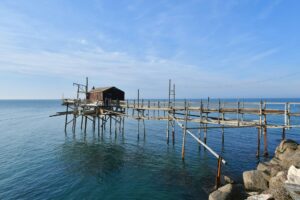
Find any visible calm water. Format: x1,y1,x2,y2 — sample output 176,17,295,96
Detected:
0,99,299,200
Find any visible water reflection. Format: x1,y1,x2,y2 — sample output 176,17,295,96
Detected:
59,137,125,183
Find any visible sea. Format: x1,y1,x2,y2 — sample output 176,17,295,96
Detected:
0,99,299,200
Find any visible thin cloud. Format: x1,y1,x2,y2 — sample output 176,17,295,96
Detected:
258,0,282,19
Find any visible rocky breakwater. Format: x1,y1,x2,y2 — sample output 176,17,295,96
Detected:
243,139,300,200
209,139,300,200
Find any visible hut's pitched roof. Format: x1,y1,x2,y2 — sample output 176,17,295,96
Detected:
89,87,114,93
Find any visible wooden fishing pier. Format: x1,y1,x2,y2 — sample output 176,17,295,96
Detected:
51,78,300,188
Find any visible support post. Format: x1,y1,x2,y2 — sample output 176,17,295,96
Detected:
181,100,187,160
237,100,240,126
215,156,222,189
256,127,261,157
282,128,286,140
137,89,140,139
148,100,150,119
204,125,207,144
64,104,69,132
109,115,112,134
98,116,100,136
263,102,268,157
93,116,96,132
222,127,224,145
84,116,87,133
167,79,171,144
80,115,83,130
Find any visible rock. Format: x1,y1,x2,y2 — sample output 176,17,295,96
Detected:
270,158,281,165
247,191,259,196
243,170,269,191
257,162,272,181
208,184,247,200
246,194,274,200
257,161,283,179
274,140,300,169
269,171,286,189
209,184,232,200
286,165,300,185
220,175,235,185
267,171,291,200
270,165,283,177
275,140,298,155
224,175,235,184
257,162,271,172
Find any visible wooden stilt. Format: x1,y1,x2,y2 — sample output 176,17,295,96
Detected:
104,115,107,131
172,120,175,145
181,100,187,160
167,80,172,144
221,127,224,145
237,100,240,126
93,116,96,132
204,125,207,144
72,113,77,133
282,128,286,140
80,115,83,130
101,117,104,136
115,116,117,137
143,119,146,137
97,116,100,136
109,115,112,134
215,156,222,189
84,116,87,133
263,102,268,157
263,124,268,156
256,127,261,157
122,116,125,135
64,104,69,132
148,100,150,119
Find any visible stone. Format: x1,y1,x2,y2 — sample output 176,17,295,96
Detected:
243,170,269,191
257,162,271,172
274,140,300,169
286,165,300,185
246,194,274,200
270,165,283,177
275,140,298,159
209,184,232,200
268,171,291,200
220,175,235,185
275,140,298,154
269,171,286,189
270,158,281,165
224,175,235,184
247,191,259,196
209,184,247,200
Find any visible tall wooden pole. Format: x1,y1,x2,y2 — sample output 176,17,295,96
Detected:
181,100,187,160
256,127,261,157
167,79,171,144
172,83,175,145
64,104,69,132
215,156,222,189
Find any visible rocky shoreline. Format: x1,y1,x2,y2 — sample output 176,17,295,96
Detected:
209,139,300,200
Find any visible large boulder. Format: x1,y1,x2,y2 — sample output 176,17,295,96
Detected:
286,165,300,185
209,183,247,200
246,194,273,200
220,175,235,185
275,140,300,169
243,170,268,191
266,171,291,200
257,162,283,179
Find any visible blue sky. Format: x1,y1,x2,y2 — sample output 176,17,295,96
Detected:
0,0,299,99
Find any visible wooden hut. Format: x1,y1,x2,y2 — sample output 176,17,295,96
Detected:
87,86,125,103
